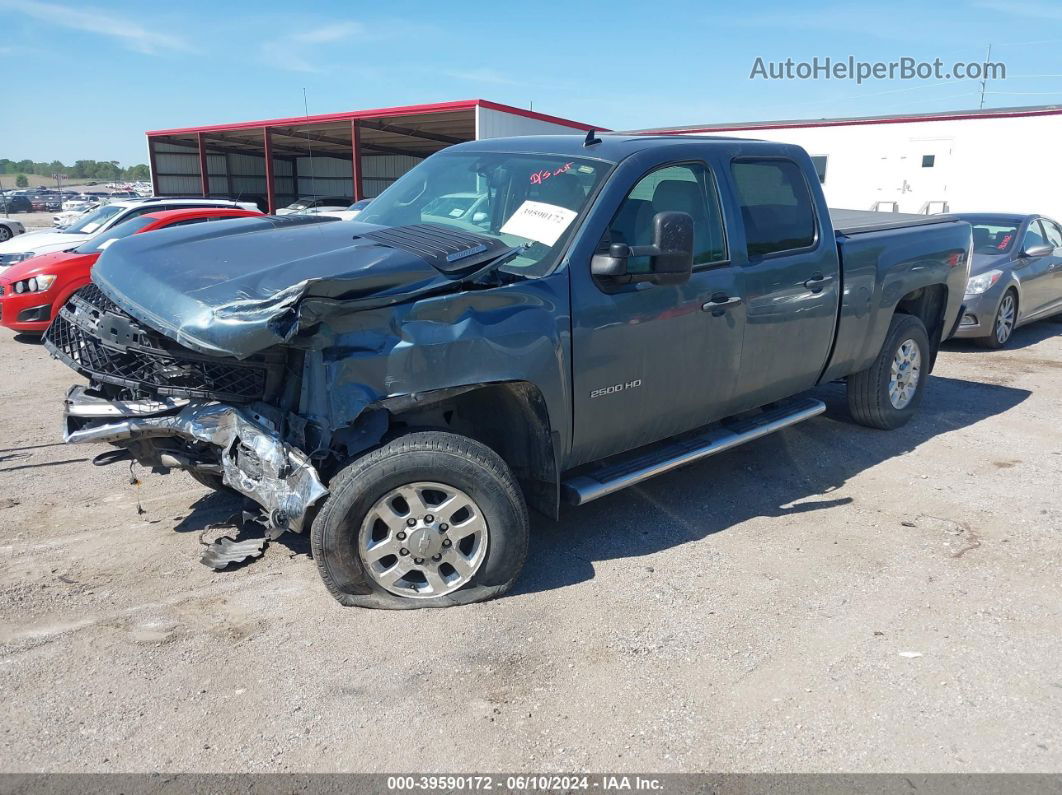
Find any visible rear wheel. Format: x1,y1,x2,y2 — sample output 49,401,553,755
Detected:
847,313,930,430
311,431,529,609
978,289,1017,349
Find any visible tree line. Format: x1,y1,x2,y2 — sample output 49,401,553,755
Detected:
1,159,150,183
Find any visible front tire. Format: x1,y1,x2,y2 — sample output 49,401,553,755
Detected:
0,226,11,243
977,289,1017,348
311,431,529,609
187,469,242,497
847,313,930,430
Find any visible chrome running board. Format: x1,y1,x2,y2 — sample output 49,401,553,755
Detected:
561,397,826,506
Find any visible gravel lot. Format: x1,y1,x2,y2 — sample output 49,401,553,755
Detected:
1,321,1060,773
6,211,57,231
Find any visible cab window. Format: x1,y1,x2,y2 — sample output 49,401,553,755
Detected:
731,159,817,258
603,163,727,274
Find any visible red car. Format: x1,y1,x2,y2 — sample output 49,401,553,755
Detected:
0,207,261,334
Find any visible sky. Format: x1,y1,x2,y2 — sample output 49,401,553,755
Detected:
2,0,1062,166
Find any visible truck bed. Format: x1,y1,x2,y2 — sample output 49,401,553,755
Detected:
830,208,961,236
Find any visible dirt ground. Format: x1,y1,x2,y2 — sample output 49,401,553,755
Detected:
8,211,56,231
1,321,1060,774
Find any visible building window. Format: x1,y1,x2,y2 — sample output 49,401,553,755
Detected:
810,155,828,184
922,155,936,168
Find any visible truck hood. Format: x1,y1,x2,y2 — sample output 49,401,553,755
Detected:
92,215,513,358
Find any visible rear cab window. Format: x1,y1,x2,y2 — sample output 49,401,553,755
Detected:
730,159,818,258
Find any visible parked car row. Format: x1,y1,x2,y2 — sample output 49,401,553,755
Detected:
0,207,261,333
0,195,259,268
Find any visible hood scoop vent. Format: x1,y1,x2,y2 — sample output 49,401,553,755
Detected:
360,223,510,275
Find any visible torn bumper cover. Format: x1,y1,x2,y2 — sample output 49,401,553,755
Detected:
63,385,327,532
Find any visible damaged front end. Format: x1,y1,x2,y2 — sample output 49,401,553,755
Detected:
45,284,327,535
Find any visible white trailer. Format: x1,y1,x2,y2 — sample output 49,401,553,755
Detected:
636,105,1062,222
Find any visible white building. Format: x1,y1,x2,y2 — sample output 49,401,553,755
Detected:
637,105,1062,221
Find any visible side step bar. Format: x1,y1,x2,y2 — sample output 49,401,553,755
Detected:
561,397,826,506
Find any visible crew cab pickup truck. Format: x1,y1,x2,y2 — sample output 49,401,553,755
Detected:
45,134,971,608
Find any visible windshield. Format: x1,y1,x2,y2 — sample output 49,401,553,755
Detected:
63,204,124,235
74,216,155,254
970,220,1021,254
357,151,611,278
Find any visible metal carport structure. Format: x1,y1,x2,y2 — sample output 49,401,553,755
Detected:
145,99,603,213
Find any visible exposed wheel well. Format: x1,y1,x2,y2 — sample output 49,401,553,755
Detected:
894,284,948,370
373,382,560,519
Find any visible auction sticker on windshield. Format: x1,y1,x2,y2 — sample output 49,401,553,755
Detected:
500,201,577,246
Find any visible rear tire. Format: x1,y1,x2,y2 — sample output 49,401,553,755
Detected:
977,289,1017,349
311,431,529,609
847,313,930,430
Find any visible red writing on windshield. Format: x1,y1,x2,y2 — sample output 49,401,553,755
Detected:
530,162,574,185
997,234,1012,250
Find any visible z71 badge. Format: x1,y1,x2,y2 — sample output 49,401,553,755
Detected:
590,379,642,399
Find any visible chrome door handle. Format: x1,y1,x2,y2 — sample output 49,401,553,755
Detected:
804,274,835,292
702,294,742,313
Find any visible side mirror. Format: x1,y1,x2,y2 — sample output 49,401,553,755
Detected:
1022,243,1053,259
591,211,695,284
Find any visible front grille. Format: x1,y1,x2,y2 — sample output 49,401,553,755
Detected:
45,285,281,403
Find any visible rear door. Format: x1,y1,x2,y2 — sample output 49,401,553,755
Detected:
1015,219,1058,318
569,160,745,464
726,157,841,410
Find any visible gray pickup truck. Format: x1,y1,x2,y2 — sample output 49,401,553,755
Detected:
45,133,971,608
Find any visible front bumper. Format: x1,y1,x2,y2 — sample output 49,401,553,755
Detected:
0,289,54,332
63,385,328,533
952,289,1002,339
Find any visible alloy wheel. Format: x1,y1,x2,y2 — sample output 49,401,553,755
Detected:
888,338,922,409
995,293,1016,345
358,481,488,598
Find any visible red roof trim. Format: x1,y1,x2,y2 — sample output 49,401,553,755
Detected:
641,106,1062,135
146,99,603,137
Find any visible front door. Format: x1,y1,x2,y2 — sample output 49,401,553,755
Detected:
569,162,745,465
1016,218,1060,318
1025,217,1062,318
726,157,841,411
